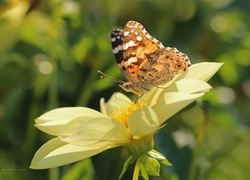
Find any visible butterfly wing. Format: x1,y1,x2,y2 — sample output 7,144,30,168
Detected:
110,21,191,95
120,20,164,84
111,28,132,81
111,29,124,64
145,47,191,85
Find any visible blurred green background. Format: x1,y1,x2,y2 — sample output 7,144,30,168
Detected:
0,0,250,179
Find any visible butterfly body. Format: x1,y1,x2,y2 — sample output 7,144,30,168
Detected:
111,20,191,96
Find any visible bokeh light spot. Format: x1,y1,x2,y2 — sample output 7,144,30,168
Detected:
216,86,235,104
211,16,227,32
34,54,53,74
39,61,53,75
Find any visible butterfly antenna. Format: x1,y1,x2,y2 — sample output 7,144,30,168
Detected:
98,70,125,84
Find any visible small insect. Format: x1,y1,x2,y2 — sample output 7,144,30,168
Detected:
110,20,191,96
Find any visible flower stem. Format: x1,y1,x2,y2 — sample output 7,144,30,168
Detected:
133,158,140,180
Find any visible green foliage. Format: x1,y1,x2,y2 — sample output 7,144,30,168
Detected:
0,0,250,179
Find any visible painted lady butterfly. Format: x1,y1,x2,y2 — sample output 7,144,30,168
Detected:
110,20,191,96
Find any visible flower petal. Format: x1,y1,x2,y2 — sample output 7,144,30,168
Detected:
62,117,131,146
129,106,160,139
166,78,212,94
180,62,223,82
30,137,113,169
152,92,205,124
59,117,97,138
141,62,222,105
163,62,223,87
35,107,106,136
146,79,211,107
100,92,131,115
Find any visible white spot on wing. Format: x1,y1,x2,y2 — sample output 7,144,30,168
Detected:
112,45,122,54
127,57,137,64
145,33,152,39
142,28,147,34
124,40,136,50
136,36,142,41
111,37,116,42
124,31,129,36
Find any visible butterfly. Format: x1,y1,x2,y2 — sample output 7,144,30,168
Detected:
110,20,191,96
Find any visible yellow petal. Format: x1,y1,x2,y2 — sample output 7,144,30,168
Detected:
128,106,160,139
138,87,161,107
147,79,211,107
35,107,105,136
100,92,131,115
141,62,222,105
152,92,205,124
62,117,131,146
170,62,223,83
59,116,97,138
172,78,212,93
30,137,113,169
157,79,212,103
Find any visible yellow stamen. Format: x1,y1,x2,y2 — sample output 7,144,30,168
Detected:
109,102,140,127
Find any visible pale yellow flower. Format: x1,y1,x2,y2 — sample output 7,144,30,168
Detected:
30,62,222,179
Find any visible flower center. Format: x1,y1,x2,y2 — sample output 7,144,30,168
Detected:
109,102,139,127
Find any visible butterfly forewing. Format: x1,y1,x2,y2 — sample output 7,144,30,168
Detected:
111,29,124,64
121,21,166,84
123,21,164,59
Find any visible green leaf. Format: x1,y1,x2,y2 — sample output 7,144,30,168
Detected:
161,158,172,166
62,158,94,180
118,156,135,180
147,149,172,166
139,161,149,180
141,154,160,176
